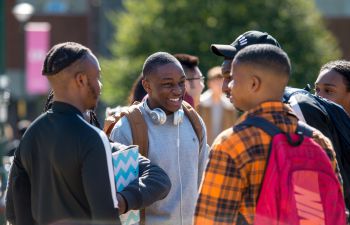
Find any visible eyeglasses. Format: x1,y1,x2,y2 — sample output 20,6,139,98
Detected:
186,76,205,81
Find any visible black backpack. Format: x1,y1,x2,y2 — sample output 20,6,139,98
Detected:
283,86,350,211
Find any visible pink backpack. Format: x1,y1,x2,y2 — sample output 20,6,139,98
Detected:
241,117,346,225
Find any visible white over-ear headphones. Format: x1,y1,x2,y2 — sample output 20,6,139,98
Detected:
143,100,184,125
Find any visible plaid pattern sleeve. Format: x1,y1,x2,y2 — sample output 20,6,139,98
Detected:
194,123,270,225
194,146,244,225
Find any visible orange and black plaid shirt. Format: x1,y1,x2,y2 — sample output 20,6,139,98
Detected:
194,101,337,225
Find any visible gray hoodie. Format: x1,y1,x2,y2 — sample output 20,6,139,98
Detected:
110,103,209,225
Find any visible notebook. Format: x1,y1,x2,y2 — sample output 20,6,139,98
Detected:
112,144,140,225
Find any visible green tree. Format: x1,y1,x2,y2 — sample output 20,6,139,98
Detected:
101,0,340,106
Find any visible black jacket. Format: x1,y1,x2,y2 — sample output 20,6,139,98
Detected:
6,102,171,225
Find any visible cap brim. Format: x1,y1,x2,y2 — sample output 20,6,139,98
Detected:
211,44,237,59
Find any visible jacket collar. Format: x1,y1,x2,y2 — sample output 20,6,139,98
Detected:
51,101,83,117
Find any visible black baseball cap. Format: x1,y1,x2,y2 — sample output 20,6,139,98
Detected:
211,30,281,59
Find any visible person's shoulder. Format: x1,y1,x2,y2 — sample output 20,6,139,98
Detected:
109,112,133,141
211,126,256,167
312,128,334,152
212,127,234,144
68,115,106,141
288,91,326,114
211,127,241,154
21,112,48,136
114,114,132,129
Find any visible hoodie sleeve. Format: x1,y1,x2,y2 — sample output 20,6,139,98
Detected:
109,117,133,145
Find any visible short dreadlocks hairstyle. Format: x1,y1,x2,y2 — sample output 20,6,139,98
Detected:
42,42,91,76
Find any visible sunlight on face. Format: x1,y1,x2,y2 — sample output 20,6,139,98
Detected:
315,69,349,107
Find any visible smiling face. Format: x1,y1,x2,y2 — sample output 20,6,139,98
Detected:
143,62,186,114
315,68,350,113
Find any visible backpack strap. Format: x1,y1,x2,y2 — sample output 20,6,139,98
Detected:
182,101,204,149
239,117,282,136
239,116,282,202
123,103,149,158
240,117,314,139
120,103,148,225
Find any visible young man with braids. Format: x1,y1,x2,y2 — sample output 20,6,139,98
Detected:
5,42,171,225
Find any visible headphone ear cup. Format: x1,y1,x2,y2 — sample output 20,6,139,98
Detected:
173,108,184,125
150,108,167,125
143,101,167,125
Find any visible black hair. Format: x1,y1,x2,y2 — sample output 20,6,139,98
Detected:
142,52,181,78
173,53,199,72
44,89,54,112
320,60,350,91
43,90,101,129
234,44,291,77
88,111,102,129
42,42,91,76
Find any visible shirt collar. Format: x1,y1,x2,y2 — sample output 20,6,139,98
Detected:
235,101,296,124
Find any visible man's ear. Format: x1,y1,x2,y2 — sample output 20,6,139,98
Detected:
75,72,88,88
250,75,261,93
142,79,151,94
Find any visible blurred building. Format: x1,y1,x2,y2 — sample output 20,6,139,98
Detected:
1,0,122,133
315,0,350,60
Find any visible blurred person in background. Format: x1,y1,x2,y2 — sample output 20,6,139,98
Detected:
198,66,238,145
4,119,31,157
315,60,350,115
174,53,205,109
